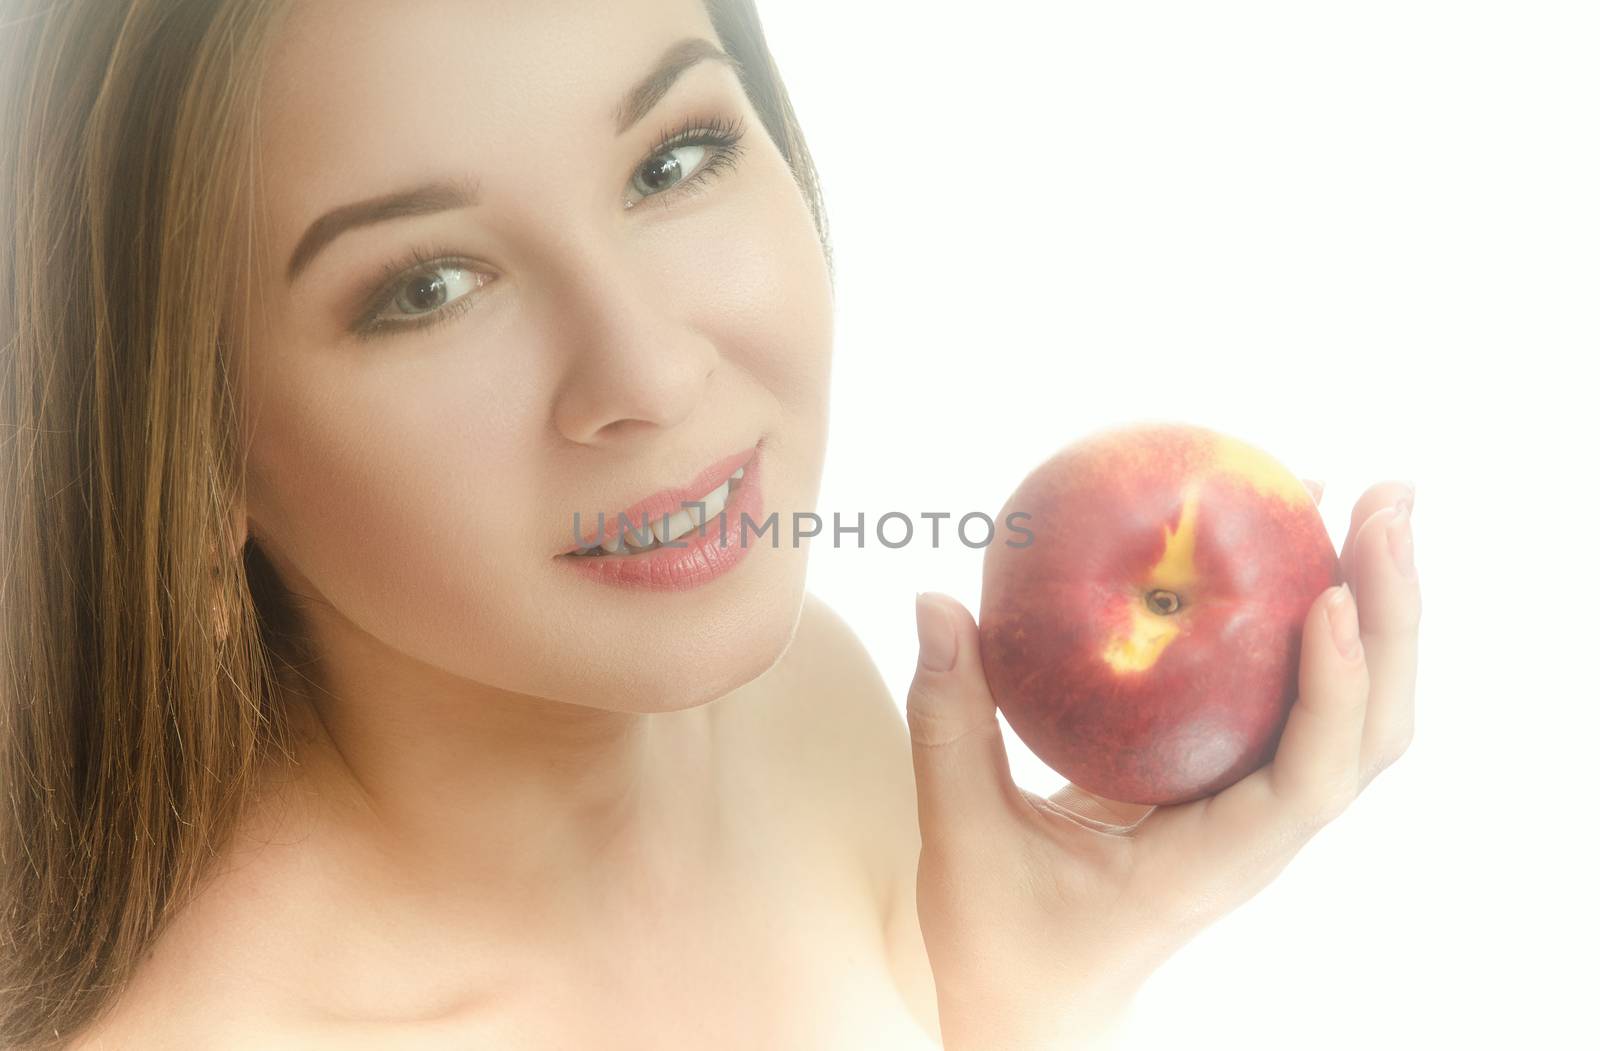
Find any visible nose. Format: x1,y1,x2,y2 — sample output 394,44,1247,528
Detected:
549,248,719,446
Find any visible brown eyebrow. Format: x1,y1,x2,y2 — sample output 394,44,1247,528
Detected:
613,36,742,137
283,36,743,286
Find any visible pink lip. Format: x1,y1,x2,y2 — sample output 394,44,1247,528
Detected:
558,440,766,592
559,439,761,554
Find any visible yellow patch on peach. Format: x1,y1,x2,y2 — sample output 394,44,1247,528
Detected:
1207,432,1312,505
1102,483,1202,674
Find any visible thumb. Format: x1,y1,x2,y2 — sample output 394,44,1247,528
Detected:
906,591,1019,842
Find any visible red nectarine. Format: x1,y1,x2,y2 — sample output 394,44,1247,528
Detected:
977,422,1341,806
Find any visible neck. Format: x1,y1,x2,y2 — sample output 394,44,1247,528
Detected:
257,627,728,924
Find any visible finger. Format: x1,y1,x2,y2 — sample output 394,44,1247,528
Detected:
1263,582,1371,832
1339,480,1414,571
906,592,1022,846
1300,477,1324,506
1343,490,1421,786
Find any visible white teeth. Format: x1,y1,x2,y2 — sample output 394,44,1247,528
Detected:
702,479,731,516
646,475,732,548
623,518,654,548
660,506,698,544
579,463,746,556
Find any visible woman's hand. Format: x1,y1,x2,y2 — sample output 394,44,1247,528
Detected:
906,480,1419,1050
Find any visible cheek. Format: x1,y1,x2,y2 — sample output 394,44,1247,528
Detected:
651,150,834,417
665,154,835,497
244,348,537,660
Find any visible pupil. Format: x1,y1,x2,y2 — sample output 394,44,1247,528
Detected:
402,273,447,313
640,154,681,192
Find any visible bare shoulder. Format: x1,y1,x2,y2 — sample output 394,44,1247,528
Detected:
56,793,324,1049
57,967,288,1051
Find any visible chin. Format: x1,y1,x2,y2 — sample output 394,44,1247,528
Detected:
591,547,811,714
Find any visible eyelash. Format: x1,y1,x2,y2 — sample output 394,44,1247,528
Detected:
350,112,750,342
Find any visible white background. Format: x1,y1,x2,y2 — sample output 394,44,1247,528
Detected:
760,2,1599,1047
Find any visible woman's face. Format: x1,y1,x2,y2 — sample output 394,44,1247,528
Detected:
241,0,833,713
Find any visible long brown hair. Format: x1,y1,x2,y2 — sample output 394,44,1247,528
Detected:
0,1,831,1045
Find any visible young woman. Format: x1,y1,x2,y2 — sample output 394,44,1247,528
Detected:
0,0,1421,1047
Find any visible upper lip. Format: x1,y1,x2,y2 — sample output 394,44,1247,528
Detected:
559,440,759,555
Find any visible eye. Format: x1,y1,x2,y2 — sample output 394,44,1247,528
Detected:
623,113,748,211
347,114,749,341
351,248,495,341
382,265,488,321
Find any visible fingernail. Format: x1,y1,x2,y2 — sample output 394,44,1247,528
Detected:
915,592,957,672
1388,496,1415,578
1328,584,1362,660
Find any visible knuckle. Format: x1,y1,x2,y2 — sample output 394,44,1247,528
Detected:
1297,780,1358,832
904,680,944,728
1386,723,1415,763
1302,805,1339,834
1366,725,1414,782
904,701,949,749
905,692,992,751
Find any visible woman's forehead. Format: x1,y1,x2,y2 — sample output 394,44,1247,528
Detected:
255,0,726,282
259,0,719,161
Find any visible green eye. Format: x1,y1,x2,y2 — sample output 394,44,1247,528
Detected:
622,112,748,211
352,250,495,342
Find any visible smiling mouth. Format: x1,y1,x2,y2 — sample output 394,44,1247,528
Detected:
563,457,752,558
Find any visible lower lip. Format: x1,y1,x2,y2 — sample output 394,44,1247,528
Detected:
558,443,766,592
